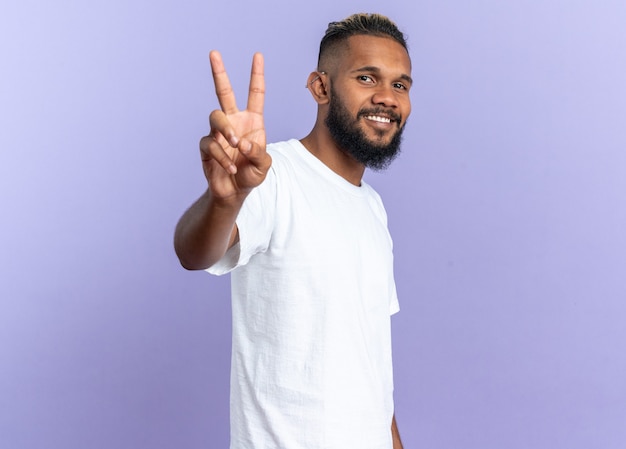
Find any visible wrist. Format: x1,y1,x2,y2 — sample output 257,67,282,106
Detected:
210,189,249,208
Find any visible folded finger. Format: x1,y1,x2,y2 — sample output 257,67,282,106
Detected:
200,135,237,175
209,109,239,148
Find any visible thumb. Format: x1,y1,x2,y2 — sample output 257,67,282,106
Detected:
239,138,271,172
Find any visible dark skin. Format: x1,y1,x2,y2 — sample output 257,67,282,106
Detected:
302,35,412,186
174,35,411,448
174,51,269,270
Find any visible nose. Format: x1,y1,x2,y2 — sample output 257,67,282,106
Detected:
371,84,398,108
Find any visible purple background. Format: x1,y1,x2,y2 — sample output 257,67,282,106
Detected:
2,1,625,448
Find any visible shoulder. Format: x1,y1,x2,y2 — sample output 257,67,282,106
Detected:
360,180,384,205
266,139,298,161
265,139,303,174
360,180,389,222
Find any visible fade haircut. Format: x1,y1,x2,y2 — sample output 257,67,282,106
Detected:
318,13,408,69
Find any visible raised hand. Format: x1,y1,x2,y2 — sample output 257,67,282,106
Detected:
200,51,271,201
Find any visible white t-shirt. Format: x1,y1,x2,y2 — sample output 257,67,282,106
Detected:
208,139,399,449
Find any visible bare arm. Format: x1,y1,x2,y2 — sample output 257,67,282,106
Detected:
174,188,243,270
174,51,270,270
392,415,403,449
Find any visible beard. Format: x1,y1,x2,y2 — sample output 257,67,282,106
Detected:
325,87,406,171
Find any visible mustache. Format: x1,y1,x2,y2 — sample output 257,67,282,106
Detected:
357,108,402,124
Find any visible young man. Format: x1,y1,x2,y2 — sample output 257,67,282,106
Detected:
175,13,412,449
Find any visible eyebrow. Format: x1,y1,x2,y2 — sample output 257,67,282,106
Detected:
352,66,413,86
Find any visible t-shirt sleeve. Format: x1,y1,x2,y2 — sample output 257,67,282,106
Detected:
205,167,277,276
389,280,400,315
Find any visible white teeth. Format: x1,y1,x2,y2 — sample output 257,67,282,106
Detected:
366,115,391,123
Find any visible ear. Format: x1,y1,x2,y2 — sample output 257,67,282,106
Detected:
305,71,329,105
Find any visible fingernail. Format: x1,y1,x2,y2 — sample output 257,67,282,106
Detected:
230,135,239,147
228,164,237,174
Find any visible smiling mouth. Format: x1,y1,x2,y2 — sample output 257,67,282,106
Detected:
365,115,392,124
360,109,401,125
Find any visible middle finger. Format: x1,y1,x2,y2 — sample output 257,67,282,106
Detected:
210,50,239,115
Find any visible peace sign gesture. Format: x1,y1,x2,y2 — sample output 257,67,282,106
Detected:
200,51,271,201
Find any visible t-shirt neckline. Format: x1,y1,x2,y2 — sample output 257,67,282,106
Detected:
286,139,369,196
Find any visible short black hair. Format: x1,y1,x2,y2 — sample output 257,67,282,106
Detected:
318,13,408,68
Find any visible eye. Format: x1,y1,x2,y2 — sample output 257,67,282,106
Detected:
393,82,408,91
358,75,375,84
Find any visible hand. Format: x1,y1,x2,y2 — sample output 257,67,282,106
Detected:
200,51,271,201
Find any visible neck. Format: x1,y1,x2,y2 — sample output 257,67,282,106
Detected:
300,126,365,186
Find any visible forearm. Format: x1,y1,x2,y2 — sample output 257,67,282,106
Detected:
174,188,246,270
392,415,403,449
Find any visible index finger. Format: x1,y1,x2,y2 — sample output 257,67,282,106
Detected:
210,50,239,115
246,52,265,114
